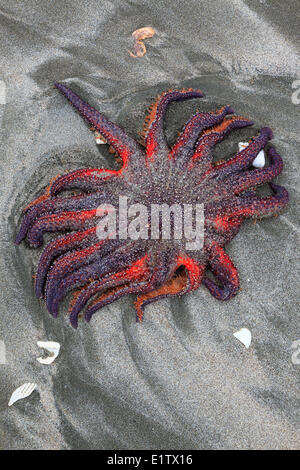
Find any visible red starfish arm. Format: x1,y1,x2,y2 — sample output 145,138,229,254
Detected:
22,175,61,212
35,226,98,298
16,192,108,245
211,182,288,223
84,282,149,324
50,168,118,195
27,209,97,247
45,239,125,317
190,116,253,169
134,255,204,322
169,105,234,164
69,255,150,328
54,82,140,167
213,127,273,177
245,183,289,217
202,242,239,300
142,88,204,161
230,147,283,195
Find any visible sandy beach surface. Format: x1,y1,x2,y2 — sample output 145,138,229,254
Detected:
0,0,299,449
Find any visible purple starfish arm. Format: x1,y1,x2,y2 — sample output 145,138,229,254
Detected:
141,88,204,161
170,105,234,165
54,82,142,168
191,116,253,171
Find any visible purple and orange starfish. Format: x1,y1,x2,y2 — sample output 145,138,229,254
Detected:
16,83,288,328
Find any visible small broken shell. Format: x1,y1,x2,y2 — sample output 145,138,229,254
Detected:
131,27,155,41
239,142,265,168
129,27,155,58
37,341,60,365
252,150,265,168
8,383,37,406
129,41,146,58
94,132,107,145
233,328,252,349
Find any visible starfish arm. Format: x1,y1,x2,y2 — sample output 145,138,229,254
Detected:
170,106,234,164
191,116,253,169
244,182,289,217
177,254,205,291
213,127,273,177
15,192,109,245
34,227,98,298
229,147,283,195
54,82,141,167
67,249,149,323
69,255,149,327
84,281,149,324
202,243,239,300
134,255,204,322
210,215,245,239
134,275,186,322
143,88,204,161
45,240,129,317
50,168,118,195
217,182,288,220
69,280,114,328
22,176,60,213
209,180,288,224
26,209,98,247
45,245,103,317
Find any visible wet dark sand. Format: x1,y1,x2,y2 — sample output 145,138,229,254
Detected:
0,0,299,449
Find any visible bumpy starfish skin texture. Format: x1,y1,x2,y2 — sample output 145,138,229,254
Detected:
16,83,289,328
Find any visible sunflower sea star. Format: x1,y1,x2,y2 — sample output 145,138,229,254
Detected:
16,83,289,328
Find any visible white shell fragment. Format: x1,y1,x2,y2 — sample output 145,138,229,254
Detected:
94,132,107,145
233,328,252,349
238,142,249,152
8,383,37,406
252,150,265,168
37,341,60,365
239,142,265,168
